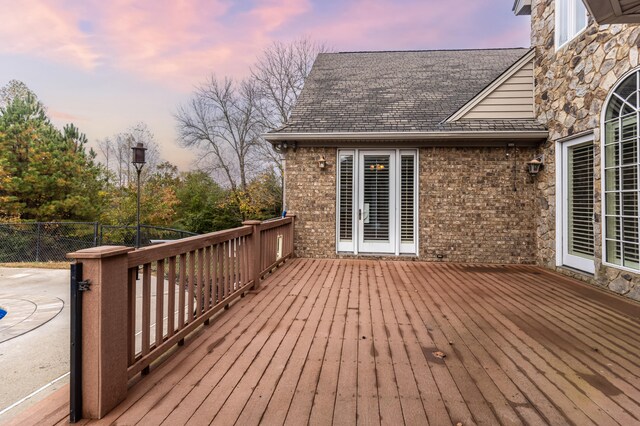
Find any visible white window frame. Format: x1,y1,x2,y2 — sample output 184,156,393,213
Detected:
555,0,588,50
336,150,356,253
336,148,419,256
556,133,595,273
398,150,418,255
601,67,640,273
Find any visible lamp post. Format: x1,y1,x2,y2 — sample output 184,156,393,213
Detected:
131,143,147,249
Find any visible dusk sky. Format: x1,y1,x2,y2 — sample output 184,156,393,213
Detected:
0,1,531,169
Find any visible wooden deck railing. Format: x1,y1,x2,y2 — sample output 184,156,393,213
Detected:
67,215,294,419
260,216,294,276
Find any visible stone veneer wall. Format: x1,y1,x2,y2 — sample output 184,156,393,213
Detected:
285,145,537,263
531,0,640,300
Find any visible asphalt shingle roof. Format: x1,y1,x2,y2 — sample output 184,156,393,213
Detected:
271,48,545,135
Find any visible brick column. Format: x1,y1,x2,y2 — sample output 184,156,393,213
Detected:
67,245,133,419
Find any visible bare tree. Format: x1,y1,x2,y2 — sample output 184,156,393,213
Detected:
0,80,36,109
175,76,264,192
251,37,329,204
96,122,161,187
252,37,329,130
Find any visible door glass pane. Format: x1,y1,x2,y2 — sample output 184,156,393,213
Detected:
363,155,390,242
568,144,594,259
338,155,353,242
607,239,622,265
574,0,587,33
401,155,415,243
556,0,569,46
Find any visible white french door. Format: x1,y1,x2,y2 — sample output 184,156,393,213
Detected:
337,149,417,255
558,135,595,273
359,151,396,253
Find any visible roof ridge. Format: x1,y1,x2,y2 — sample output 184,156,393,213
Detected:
327,47,530,55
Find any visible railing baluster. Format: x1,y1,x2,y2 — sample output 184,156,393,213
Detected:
237,237,242,286
205,246,211,311
232,238,237,292
229,240,233,296
244,236,250,284
196,248,203,317
142,263,151,356
218,243,223,302
168,256,176,337
222,241,227,300
155,259,165,347
178,253,186,329
188,251,195,323
128,268,137,364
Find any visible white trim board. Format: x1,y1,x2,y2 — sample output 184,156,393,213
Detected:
446,49,536,122
265,129,548,142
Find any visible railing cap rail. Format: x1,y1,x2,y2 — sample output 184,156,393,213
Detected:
242,220,262,225
127,225,253,268
68,245,133,259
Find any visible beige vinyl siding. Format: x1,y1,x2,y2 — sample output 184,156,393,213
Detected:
461,59,534,119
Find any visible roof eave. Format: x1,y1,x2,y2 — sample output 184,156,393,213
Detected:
264,130,549,142
582,0,640,24
512,0,532,16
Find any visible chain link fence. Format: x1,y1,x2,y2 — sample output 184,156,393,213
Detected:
100,225,198,247
0,222,198,263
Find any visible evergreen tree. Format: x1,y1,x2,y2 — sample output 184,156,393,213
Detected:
0,83,104,221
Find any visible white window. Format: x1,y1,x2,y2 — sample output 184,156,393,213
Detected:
603,70,640,271
555,0,587,49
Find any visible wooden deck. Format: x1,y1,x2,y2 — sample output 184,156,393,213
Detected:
11,258,640,425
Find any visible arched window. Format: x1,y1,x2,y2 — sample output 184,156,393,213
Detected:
604,70,640,269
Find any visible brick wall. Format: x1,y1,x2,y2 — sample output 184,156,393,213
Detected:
420,146,537,263
531,0,640,300
285,145,537,263
284,147,337,258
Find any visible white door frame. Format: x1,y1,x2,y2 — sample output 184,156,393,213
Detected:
358,150,396,253
556,133,595,273
336,149,418,256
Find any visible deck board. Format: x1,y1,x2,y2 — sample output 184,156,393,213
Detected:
10,259,640,426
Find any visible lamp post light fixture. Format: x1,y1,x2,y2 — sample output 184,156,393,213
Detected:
131,142,147,249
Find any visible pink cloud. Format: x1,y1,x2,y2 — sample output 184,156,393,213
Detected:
0,0,528,93
0,1,98,69
48,108,85,122
0,0,313,90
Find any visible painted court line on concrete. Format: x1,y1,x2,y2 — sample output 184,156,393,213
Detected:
0,372,70,417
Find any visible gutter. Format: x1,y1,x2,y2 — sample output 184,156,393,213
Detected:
264,130,549,142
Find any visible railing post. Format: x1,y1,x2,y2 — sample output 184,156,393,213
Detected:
243,220,262,289
67,245,134,419
285,213,296,257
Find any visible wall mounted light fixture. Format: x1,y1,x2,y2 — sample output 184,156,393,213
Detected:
318,155,327,170
527,154,544,176
272,141,297,154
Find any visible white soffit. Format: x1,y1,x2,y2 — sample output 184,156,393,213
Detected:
513,0,532,16
583,0,640,24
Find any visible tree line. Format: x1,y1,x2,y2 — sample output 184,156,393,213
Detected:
0,38,326,234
